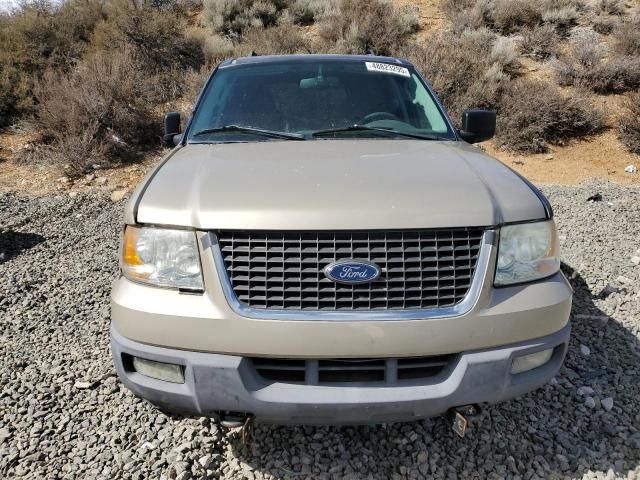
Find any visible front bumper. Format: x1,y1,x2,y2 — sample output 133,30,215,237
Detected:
111,322,570,425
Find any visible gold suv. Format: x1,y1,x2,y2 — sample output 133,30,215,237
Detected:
110,55,572,425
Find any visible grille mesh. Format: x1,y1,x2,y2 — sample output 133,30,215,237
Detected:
217,229,484,311
251,355,456,385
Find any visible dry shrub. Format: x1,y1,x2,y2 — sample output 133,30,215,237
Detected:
202,0,288,35
446,0,587,35
27,121,109,175
554,28,640,93
496,80,602,152
0,1,106,125
447,0,491,33
490,36,520,74
200,23,310,65
442,0,476,16
284,0,336,26
33,49,159,175
317,0,419,55
520,24,560,58
542,5,579,34
552,28,602,84
0,48,32,126
591,14,619,34
90,1,203,101
402,28,513,123
1,1,201,127
591,0,625,16
169,66,212,121
104,8,202,72
201,34,237,64
618,93,640,154
611,16,640,56
241,23,311,54
183,67,212,104
490,0,542,34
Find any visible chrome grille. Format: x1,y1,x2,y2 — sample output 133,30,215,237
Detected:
251,355,456,385
217,229,484,311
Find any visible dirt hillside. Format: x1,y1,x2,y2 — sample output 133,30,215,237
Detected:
391,0,639,185
0,0,638,194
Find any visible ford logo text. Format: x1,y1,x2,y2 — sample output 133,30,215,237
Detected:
324,260,381,284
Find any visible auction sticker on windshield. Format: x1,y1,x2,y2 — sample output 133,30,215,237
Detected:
365,62,410,77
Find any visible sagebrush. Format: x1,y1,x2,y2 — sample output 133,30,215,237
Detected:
33,48,160,174
553,28,640,93
403,28,515,124
618,93,640,154
496,80,602,153
2,0,640,169
317,0,419,55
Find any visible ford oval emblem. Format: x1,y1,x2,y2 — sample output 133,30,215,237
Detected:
324,260,381,284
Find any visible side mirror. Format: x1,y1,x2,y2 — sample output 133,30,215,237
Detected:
163,112,181,147
458,109,496,143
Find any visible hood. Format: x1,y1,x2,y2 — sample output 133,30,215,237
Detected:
134,140,546,230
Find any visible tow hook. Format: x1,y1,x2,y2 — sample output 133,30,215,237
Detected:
447,404,482,438
218,412,250,428
218,412,254,443
240,416,254,444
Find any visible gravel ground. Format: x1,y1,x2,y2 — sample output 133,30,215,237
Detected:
1,182,639,480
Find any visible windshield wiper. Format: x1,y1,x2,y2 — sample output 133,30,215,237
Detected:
311,125,443,141
191,125,305,140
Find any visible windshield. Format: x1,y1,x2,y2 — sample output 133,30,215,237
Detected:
188,59,455,142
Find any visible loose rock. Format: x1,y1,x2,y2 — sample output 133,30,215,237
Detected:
1,182,639,479
110,190,127,202
73,381,94,390
578,386,595,396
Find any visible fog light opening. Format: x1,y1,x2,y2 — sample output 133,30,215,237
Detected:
511,348,554,375
132,356,185,384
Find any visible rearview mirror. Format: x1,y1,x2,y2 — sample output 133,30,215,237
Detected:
458,109,496,143
163,112,181,147
299,76,340,89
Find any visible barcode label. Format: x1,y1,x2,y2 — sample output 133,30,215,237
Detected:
365,62,410,77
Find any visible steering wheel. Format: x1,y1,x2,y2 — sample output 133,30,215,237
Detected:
358,111,401,124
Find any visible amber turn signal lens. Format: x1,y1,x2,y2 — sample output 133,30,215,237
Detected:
122,226,144,267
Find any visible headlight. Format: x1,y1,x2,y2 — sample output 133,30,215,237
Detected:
121,226,203,290
495,220,560,286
